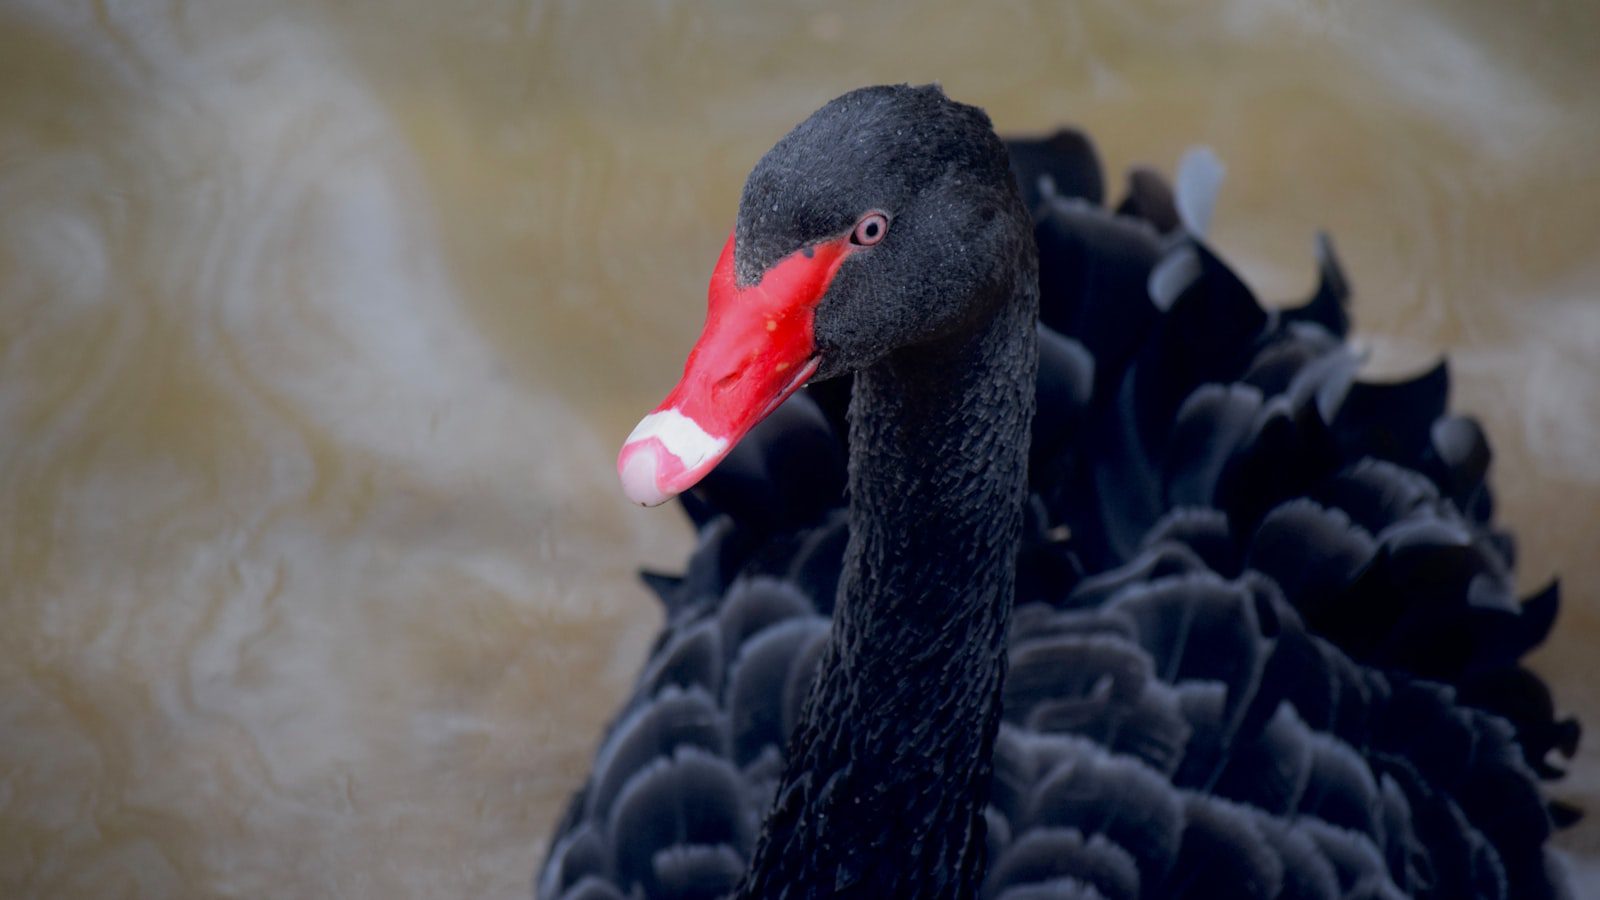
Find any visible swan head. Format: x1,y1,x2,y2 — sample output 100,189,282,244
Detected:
619,84,1030,507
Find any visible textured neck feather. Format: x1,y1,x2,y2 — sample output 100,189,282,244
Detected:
736,242,1039,899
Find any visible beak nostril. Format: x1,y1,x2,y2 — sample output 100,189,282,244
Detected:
713,372,740,399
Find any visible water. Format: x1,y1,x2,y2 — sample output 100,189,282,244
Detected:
1,1,1596,895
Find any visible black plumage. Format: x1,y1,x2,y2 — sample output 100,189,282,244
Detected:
538,85,1576,900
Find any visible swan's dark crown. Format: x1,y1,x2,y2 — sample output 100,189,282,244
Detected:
737,84,1030,380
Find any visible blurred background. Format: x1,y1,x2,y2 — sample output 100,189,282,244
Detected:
0,0,1596,896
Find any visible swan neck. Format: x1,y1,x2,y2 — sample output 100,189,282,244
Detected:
737,240,1039,898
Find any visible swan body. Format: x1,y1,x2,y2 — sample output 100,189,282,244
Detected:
538,85,1575,900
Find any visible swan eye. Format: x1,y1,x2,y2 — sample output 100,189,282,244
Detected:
850,212,889,246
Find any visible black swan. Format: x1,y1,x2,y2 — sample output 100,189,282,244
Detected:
538,85,1577,899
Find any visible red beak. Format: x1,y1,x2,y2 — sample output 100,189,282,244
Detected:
618,230,855,506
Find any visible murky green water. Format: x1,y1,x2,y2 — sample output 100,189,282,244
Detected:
1,1,1596,896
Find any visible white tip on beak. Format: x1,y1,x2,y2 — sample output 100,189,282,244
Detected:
616,408,730,507
618,442,672,507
